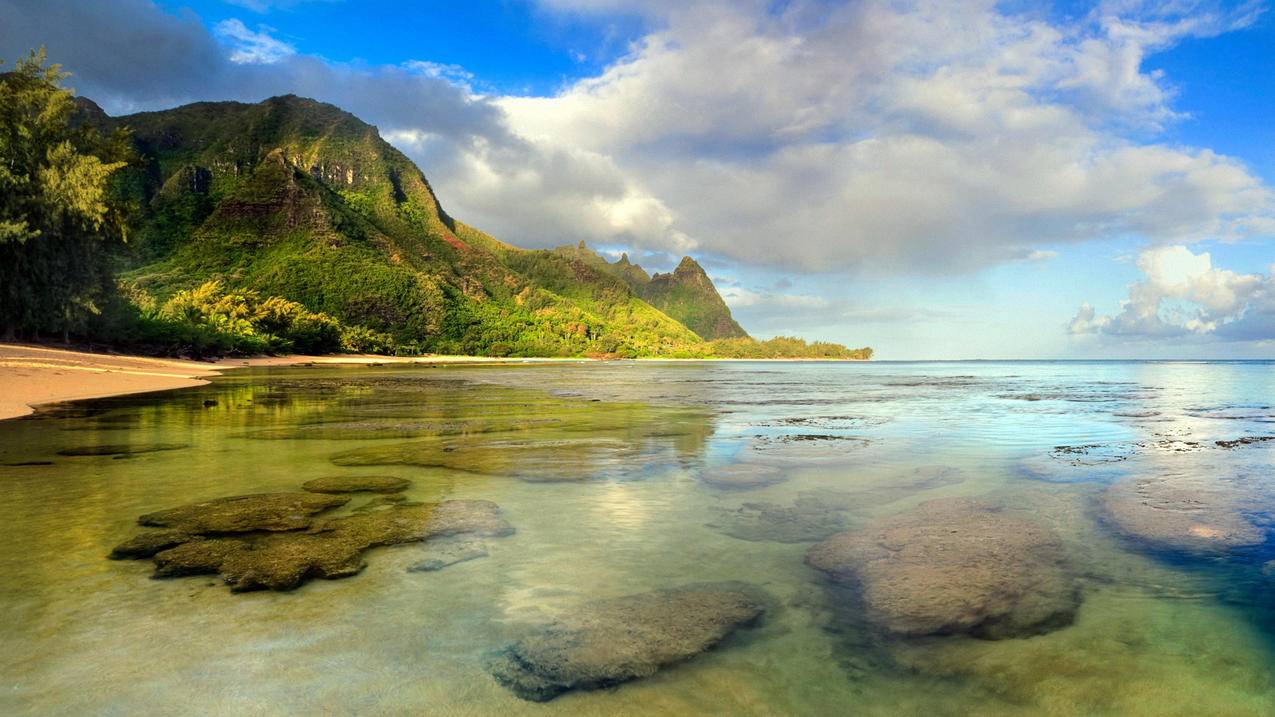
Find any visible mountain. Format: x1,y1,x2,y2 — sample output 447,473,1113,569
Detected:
86,94,864,358
551,243,746,340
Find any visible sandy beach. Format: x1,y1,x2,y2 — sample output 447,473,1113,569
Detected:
0,344,591,421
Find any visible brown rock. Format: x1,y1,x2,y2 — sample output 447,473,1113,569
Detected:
1101,476,1265,553
806,497,1079,639
489,583,767,701
148,500,512,592
137,492,349,533
109,529,203,559
301,475,411,494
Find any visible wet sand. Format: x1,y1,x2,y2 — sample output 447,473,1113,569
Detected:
0,344,592,420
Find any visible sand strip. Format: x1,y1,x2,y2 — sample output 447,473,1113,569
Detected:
0,344,592,421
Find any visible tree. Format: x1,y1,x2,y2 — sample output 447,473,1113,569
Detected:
0,48,131,341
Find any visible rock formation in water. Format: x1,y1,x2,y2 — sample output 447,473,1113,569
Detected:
301,475,412,494
488,583,768,701
1100,476,1266,554
805,497,1079,639
137,492,351,533
113,489,513,591
57,443,188,457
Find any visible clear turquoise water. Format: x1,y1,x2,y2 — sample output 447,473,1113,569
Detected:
2,360,1275,715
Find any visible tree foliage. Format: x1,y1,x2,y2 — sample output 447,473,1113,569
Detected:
0,48,131,339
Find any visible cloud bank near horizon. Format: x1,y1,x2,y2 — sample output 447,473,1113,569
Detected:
1070,244,1275,342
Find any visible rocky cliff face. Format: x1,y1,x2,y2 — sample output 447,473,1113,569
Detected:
640,257,749,340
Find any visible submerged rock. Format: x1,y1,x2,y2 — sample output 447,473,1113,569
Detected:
138,492,350,533
699,463,787,490
109,529,203,559
301,475,411,494
1100,476,1265,554
707,496,850,543
330,436,649,482
58,443,188,457
489,583,767,702
148,500,512,591
749,434,871,463
407,539,488,572
153,538,250,578
806,497,1079,639
351,495,418,513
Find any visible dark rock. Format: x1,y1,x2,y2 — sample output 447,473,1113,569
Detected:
153,539,250,577
699,463,786,490
1215,436,1275,449
138,492,349,533
489,583,767,701
58,443,188,457
351,495,417,513
301,475,411,494
806,497,1079,639
1101,477,1265,553
707,498,850,543
407,539,488,572
109,529,203,559
148,500,512,591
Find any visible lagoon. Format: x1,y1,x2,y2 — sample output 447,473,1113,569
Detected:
2,360,1275,715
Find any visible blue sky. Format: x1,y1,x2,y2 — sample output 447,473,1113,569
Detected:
4,0,1274,358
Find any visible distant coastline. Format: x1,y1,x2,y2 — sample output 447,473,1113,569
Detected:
0,343,869,421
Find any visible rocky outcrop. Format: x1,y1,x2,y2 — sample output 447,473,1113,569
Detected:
301,475,411,494
58,443,188,457
115,491,513,592
1100,476,1265,554
489,583,767,701
108,529,202,559
137,492,350,533
806,497,1079,639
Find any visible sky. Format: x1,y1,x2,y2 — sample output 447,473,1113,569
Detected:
2,0,1273,359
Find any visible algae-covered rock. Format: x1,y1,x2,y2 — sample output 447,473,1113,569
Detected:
489,583,767,702
1101,476,1265,554
58,443,188,457
138,492,350,533
407,539,488,572
145,500,512,591
301,475,411,494
806,497,1079,639
707,497,850,543
153,538,250,577
109,529,202,559
330,436,646,482
699,463,787,490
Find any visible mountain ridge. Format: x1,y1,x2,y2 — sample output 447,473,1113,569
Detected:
86,93,865,359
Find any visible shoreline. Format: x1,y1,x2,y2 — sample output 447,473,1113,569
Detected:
0,344,592,421
0,343,870,421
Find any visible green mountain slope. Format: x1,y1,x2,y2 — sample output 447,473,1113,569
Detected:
551,243,747,340
83,93,864,358
106,95,715,357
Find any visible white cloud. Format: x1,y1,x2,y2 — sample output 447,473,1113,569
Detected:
214,19,295,64
720,286,830,310
487,0,1273,272
5,0,1271,279
1069,245,1275,340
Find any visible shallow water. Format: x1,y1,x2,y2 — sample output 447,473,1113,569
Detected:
1,360,1274,715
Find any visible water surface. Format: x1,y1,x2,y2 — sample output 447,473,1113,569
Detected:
2,360,1275,715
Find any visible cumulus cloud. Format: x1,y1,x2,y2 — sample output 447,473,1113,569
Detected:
500,0,1273,271
214,19,295,64
1068,245,1275,340
1,0,1270,274
0,0,681,252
